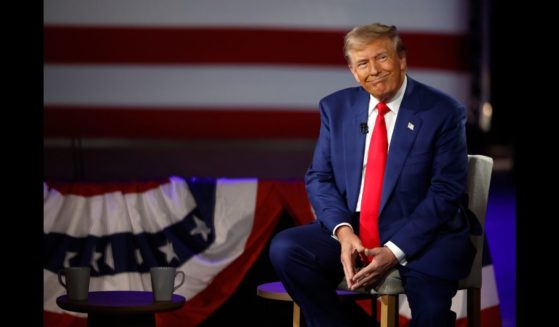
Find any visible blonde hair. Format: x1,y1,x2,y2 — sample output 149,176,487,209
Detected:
343,23,406,63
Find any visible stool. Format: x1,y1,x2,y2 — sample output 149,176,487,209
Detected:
256,281,375,327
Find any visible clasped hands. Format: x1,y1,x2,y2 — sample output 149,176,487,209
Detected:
337,228,398,291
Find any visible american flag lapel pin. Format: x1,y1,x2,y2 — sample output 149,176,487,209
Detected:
407,122,414,131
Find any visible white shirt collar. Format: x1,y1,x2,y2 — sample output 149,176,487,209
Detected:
369,75,407,114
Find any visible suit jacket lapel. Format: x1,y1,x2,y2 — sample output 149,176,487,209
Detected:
344,88,369,211
380,78,423,214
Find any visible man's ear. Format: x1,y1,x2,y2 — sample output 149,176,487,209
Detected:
400,56,407,71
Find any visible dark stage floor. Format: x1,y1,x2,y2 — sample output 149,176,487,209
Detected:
485,171,515,327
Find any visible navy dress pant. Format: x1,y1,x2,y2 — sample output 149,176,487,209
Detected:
269,221,459,327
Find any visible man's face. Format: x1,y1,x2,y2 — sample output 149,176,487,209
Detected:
348,37,407,102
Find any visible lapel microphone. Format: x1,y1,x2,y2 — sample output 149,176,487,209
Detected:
360,122,368,134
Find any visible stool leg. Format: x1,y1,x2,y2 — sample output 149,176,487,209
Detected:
467,288,481,327
293,302,300,327
371,296,379,327
380,295,398,327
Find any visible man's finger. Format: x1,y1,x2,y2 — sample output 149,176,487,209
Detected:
364,247,382,257
342,262,354,288
340,252,356,288
352,270,380,290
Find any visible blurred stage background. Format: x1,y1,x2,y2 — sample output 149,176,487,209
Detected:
44,0,514,326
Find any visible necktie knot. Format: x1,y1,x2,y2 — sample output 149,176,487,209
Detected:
376,102,390,116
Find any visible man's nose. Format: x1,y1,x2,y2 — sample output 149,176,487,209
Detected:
367,60,380,75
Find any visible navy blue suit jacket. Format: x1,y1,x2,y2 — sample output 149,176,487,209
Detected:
305,76,475,280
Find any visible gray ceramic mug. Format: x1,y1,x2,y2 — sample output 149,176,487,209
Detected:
58,267,91,301
150,267,185,301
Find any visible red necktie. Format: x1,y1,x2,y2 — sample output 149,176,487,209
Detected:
359,102,389,258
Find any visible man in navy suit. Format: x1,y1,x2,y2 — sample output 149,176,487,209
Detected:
270,23,475,327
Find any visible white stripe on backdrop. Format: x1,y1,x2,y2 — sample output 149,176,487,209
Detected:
44,65,471,108
44,0,468,33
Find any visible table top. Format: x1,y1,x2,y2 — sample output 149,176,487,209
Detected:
56,291,186,315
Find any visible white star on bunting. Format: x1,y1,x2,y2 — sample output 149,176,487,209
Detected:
63,251,77,267
190,215,211,242
91,249,103,272
159,241,179,264
135,248,144,265
105,243,114,271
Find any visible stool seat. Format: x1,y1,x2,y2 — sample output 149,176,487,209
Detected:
257,281,294,301
337,269,404,295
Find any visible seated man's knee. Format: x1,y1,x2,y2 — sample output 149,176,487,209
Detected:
269,229,298,268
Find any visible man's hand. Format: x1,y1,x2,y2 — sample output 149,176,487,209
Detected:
336,226,365,290
350,246,398,291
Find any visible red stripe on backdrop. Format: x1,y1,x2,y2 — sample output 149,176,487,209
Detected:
45,179,170,196
44,311,86,327
44,26,469,71
44,107,320,139
455,305,502,327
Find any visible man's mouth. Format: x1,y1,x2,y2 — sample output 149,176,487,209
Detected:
366,75,387,84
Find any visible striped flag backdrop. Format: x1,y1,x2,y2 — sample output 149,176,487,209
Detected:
44,0,472,139
44,177,501,326
44,1,501,325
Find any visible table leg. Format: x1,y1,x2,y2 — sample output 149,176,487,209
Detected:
88,313,155,327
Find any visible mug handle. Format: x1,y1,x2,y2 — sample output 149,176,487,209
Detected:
58,269,67,288
173,271,185,291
